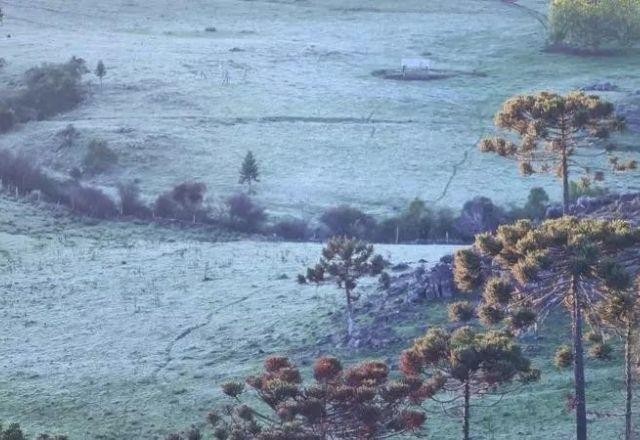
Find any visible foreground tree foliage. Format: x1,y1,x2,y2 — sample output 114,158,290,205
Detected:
400,309,539,440
596,280,640,440
480,91,631,214
455,217,640,440
549,0,640,51
210,356,426,439
299,237,386,339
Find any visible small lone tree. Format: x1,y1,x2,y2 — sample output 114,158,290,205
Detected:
455,217,640,440
95,60,106,89
480,91,631,214
596,281,640,440
211,356,426,439
299,236,385,340
400,325,538,440
239,150,259,194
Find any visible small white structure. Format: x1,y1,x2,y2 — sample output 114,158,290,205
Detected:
401,58,431,72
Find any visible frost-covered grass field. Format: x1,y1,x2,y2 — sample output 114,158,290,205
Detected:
1,0,640,438
0,197,461,438
1,0,640,215
0,197,635,439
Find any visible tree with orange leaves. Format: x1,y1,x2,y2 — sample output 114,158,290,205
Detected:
209,355,426,439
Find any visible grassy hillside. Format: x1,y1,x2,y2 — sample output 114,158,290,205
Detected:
0,0,639,216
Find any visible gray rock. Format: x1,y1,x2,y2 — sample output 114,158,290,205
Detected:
581,82,619,92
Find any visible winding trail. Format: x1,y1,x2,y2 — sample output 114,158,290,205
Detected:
151,295,250,381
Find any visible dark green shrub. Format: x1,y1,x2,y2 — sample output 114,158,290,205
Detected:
83,139,118,174
17,56,88,120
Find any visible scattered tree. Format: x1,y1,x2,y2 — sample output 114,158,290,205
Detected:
522,187,549,220
400,326,538,440
95,60,106,89
480,91,629,214
239,151,259,194
300,236,386,339
455,217,639,440
596,281,640,440
210,356,426,439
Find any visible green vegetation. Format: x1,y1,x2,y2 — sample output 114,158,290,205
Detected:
401,325,538,440
549,0,640,52
0,57,88,133
596,281,640,440
300,237,386,339
455,217,640,440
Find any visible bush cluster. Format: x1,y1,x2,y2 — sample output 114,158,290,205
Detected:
0,149,271,232
0,150,558,242
319,188,552,244
549,0,640,52
0,57,88,133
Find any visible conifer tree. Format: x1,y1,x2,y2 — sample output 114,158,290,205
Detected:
300,236,385,340
455,217,640,440
479,92,632,214
400,324,538,440
239,150,259,194
596,281,640,440
95,60,106,89
211,356,426,439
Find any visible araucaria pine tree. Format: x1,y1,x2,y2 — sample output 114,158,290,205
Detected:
211,355,426,439
596,279,640,440
400,301,539,440
479,91,633,214
299,236,385,340
455,217,640,440
239,150,259,193
95,60,106,89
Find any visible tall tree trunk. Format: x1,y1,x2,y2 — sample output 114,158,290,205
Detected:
463,380,471,440
625,324,634,440
345,287,355,340
571,276,588,440
561,145,570,215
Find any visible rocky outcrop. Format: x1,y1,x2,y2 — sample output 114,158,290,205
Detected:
581,82,619,92
571,193,640,226
387,256,457,303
